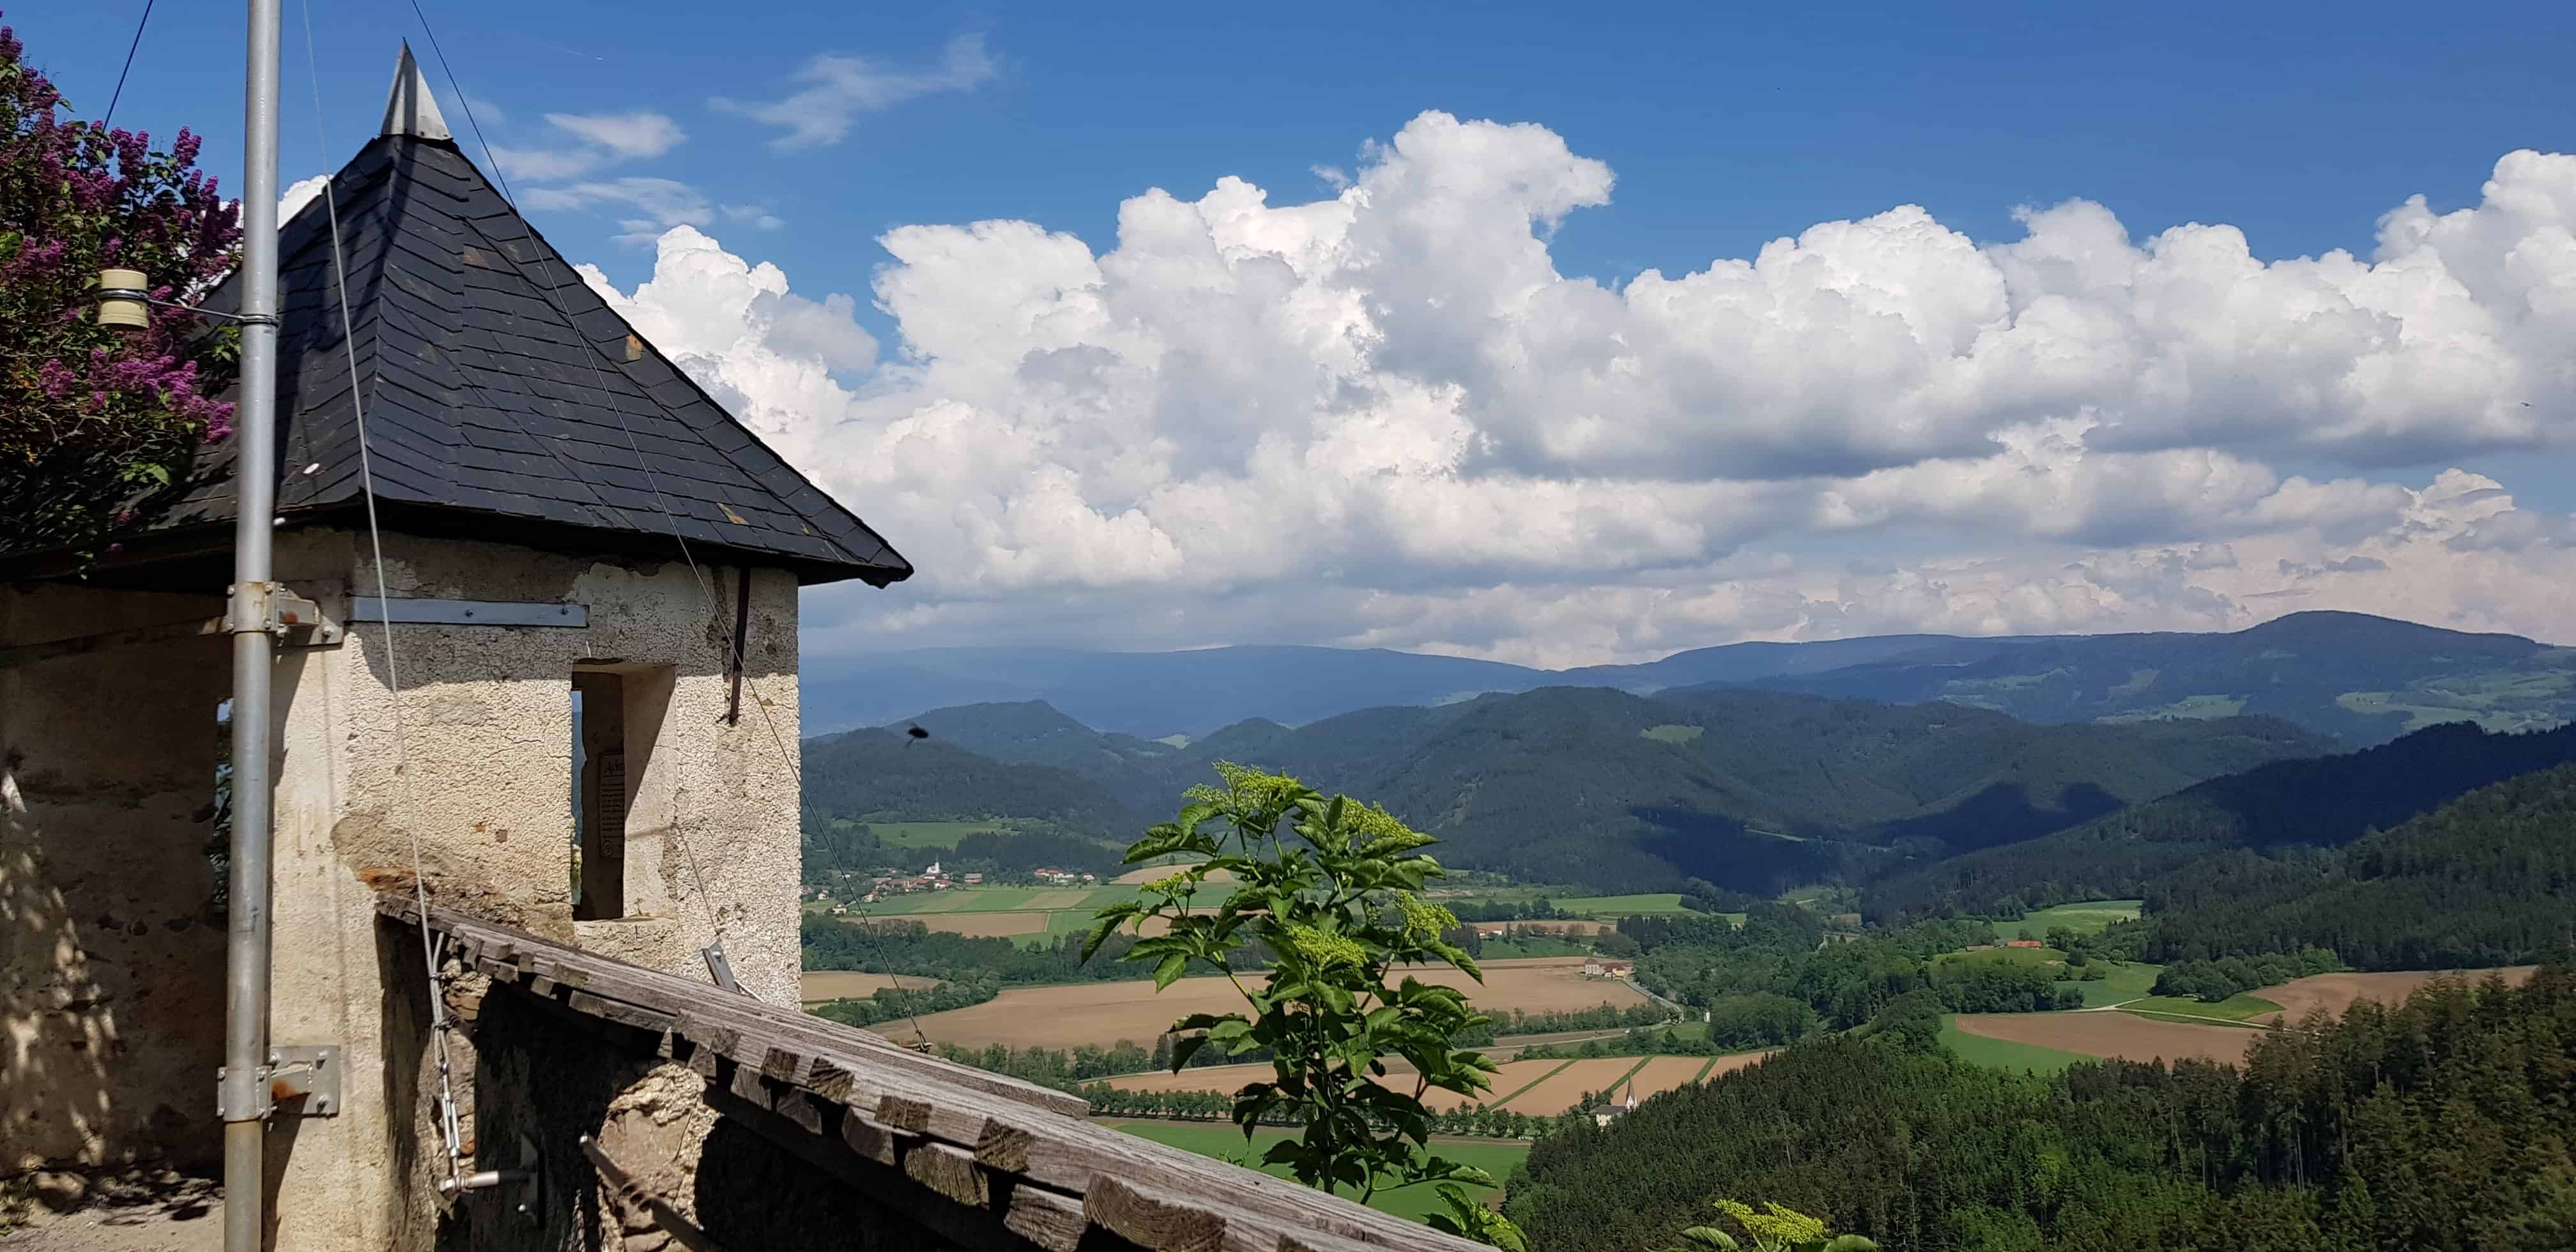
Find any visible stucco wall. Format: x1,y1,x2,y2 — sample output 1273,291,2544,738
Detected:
1,584,231,1173
6,526,808,1249
261,526,804,1248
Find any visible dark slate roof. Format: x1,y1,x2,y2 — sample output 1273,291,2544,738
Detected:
139,134,911,586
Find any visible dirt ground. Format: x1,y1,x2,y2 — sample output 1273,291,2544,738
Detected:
1954,1012,2259,1065
2253,966,2538,1025
887,957,1643,1051
798,971,942,1002
1,1172,221,1251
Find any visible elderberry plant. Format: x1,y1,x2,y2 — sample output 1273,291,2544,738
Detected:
1087,763,1517,1239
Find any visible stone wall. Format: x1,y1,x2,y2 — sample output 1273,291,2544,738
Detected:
1,584,231,1173
6,525,808,1249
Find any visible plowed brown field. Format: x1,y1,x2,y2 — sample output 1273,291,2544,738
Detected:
884,957,1644,1051
799,972,939,1002
2253,966,2538,1024
1498,1058,1646,1115
1953,1012,2258,1064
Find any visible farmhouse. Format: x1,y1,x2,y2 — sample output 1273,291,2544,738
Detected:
2005,938,2046,949
0,51,1489,1252
1584,957,1637,978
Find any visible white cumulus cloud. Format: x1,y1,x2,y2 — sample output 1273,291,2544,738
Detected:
571,112,2576,660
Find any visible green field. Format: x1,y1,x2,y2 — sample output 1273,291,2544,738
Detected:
1639,724,1705,744
1553,893,1692,915
861,820,1018,850
1987,899,2142,942
2120,993,2281,1024
1942,945,2069,969
2074,961,2163,1007
1100,1121,1527,1221
1938,1016,2093,1075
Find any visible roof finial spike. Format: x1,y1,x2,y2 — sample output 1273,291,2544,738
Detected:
382,41,453,141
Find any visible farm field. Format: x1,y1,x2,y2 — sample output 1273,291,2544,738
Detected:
1495,1058,1648,1115
2251,966,2540,1025
2073,961,2163,1007
1108,1048,1769,1113
1940,1015,2093,1074
1098,1121,1526,1222
798,972,939,1002
1552,893,1691,915
1950,1011,2260,1065
866,820,1014,850
1112,862,1237,885
1986,900,2142,942
896,910,1050,938
1475,919,1611,935
2120,994,2282,1023
886,956,1646,1051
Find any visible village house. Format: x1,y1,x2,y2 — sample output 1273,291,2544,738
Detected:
0,52,1491,1252
1583,957,1636,979
2004,938,2046,949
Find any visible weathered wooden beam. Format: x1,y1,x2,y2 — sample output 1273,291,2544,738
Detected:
1085,1175,1234,1252
904,1141,993,1209
1000,1182,1089,1252
703,1084,1082,1252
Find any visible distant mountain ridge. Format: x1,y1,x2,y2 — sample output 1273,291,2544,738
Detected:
806,611,2575,747
837,685,2329,893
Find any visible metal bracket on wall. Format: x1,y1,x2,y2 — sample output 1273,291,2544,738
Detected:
217,1044,342,1120
0,583,340,669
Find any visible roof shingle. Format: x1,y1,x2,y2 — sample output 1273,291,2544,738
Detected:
146,134,911,586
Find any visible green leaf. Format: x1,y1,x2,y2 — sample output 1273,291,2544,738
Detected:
1152,953,1190,990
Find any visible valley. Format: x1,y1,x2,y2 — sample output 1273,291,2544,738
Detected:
792,611,2576,1247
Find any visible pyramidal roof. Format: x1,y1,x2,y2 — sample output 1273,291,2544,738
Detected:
133,47,910,586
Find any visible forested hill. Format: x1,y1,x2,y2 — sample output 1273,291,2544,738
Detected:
2131,760,2576,968
832,687,2327,892
801,728,1142,839
1510,967,2576,1252
1862,720,2576,921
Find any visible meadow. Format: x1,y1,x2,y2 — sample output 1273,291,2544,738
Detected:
1985,899,2142,942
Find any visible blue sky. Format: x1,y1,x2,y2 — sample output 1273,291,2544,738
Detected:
16,2,2576,662
26,2,2568,316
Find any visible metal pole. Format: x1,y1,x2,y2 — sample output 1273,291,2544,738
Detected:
222,1,283,1248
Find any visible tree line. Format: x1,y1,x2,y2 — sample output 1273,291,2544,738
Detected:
1510,964,2576,1251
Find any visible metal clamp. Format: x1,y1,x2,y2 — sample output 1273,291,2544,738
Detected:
218,1044,342,1120
223,582,345,647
